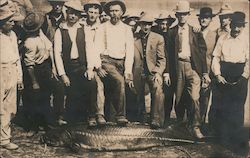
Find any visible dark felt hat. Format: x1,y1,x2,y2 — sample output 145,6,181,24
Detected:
231,11,247,24
23,12,44,33
197,7,216,18
103,0,126,16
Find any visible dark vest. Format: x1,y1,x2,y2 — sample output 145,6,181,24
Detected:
60,25,87,75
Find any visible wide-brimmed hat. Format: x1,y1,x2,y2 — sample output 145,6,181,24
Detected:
47,0,67,2
0,0,24,22
173,0,193,13
64,0,83,12
23,12,44,33
155,12,176,24
139,13,154,23
231,11,247,25
104,0,126,16
197,7,216,18
84,0,102,13
0,6,14,22
217,3,233,16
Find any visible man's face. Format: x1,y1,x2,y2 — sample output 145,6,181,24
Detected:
159,20,170,32
140,22,152,34
0,18,14,33
87,6,100,23
176,12,190,25
199,16,212,28
109,4,123,24
230,22,244,38
50,2,64,14
219,14,231,28
100,14,110,23
66,8,81,25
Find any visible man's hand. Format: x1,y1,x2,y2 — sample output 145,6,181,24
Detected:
17,81,24,90
85,69,95,80
216,75,227,84
97,67,108,78
34,49,50,64
203,73,211,84
125,73,134,89
51,66,59,81
163,73,171,86
32,81,40,90
152,73,163,85
193,26,201,33
61,74,70,87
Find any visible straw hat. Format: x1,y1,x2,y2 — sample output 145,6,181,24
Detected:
218,3,233,16
0,6,14,21
64,0,83,12
173,0,193,13
139,13,154,23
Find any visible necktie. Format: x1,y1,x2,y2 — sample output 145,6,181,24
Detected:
178,27,184,53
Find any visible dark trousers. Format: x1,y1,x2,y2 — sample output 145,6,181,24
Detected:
199,85,211,124
164,84,175,122
101,56,126,119
138,75,165,126
65,72,97,122
209,62,248,155
22,60,54,128
50,79,65,119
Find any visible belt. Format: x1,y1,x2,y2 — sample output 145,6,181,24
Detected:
1,61,18,67
101,55,125,61
178,57,191,62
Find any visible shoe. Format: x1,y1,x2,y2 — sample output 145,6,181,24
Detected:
150,121,160,129
117,117,128,126
192,127,204,139
88,117,97,127
1,142,19,150
57,119,67,126
96,115,106,125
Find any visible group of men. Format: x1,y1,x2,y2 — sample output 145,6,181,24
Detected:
0,0,249,155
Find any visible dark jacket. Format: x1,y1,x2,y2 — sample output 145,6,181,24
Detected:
165,25,207,79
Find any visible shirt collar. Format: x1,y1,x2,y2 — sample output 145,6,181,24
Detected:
178,23,188,30
82,19,101,30
108,20,124,27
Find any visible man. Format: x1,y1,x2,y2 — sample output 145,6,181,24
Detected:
165,0,210,139
0,6,23,150
151,12,175,35
216,3,233,39
196,7,217,127
40,0,68,126
54,0,98,126
42,0,67,42
211,12,249,155
133,14,166,129
83,0,106,125
94,0,134,125
150,12,176,126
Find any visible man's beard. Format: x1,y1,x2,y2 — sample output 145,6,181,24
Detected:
111,16,120,24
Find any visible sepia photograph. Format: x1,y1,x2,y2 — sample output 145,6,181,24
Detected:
0,0,249,157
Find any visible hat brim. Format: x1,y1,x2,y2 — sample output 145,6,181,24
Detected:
196,14,216,18
104,1,126,16
84,3,102,13
0,12,14,21
155,17,176,23
218,12,233,16
173,8,194,13
65,5,83,13
23,16,44,33
48,0,67,2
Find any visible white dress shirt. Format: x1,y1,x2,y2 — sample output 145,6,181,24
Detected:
0,31,22,82
54,22,96,76
94,21,134,74
178,24,191,59
212,32,249,78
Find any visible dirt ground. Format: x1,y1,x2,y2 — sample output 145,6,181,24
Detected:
0,123,249,158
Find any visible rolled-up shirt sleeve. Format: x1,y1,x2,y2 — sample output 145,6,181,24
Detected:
211,36,223,76
124,26,134,75
13,33,23,82
54,29,66,76
24,39,37,67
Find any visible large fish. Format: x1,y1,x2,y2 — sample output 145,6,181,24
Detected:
41,123,203,152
